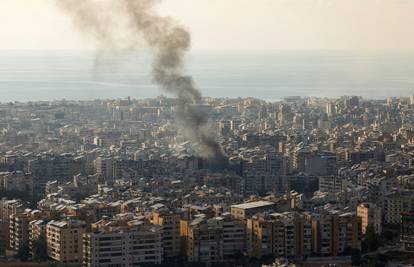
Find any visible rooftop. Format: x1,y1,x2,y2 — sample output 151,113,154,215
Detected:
231,200,275,210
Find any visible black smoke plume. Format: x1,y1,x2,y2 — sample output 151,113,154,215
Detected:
57,0,225,159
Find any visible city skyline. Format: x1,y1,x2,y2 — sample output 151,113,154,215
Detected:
1,1,414,266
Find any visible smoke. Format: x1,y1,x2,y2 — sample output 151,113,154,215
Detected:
57,0,224,159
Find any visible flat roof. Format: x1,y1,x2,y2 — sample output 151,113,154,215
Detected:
231,200,275,210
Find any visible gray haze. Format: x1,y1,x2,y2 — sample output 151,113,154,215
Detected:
57,0,224,160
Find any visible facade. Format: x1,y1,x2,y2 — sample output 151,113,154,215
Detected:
312,212,361,257
46,219,86,266
357,202,382,234
180,215,245,264
151,210,181,260
0,199,26,221
29,219,47,252
28,154,82,181
9,212,30,251
95,157,114,182
246,212,312,259
0,219,9,255
384,190,414,224
401,211,414,252
243,172,276,196
222,216,245,260
181,217,223,264
83,219,163,267
0,171,33,195
319,176,343,194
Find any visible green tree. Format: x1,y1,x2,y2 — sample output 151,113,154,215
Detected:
15,244,30,261
32,235,48,261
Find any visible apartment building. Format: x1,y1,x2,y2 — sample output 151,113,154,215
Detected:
312,212,361,256
9,212,30,251
231,201,276,220
0,199,26,220
181,216,223,264
46,219,86,266
335,212,362,255
151,210,181,260
29,219,47,252
357,202,382,234
180,214,245,264
401,211,414,252
246,212,312,259
384,190,414,224
319,176,343,194
221,214,246,260
94,157,114,182
9,209,43,252
0,171,33,195
83,217,163,267
0,219,9,255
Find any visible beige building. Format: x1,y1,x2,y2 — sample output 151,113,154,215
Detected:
152,210,181,260
83,216,163,267
357,202,382,234
180,215,246,264
9,212,30,251
46,219,86,266
181,216,223,264
9,209,42,252
231,201,276,220
246,212,312,259
0,199,26,220
29,219,47,252
312,212,361,257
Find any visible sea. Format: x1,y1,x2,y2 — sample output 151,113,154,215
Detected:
1,50,414,102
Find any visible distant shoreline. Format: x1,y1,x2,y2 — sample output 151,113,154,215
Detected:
1,50,414,102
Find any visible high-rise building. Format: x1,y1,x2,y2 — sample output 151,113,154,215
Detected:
94,157,114,182
28,154,83,182
181,217,223,264
29,219,47,253
180,215,245,264
221,215,246,260
0,171,33,196
357,203,382,234
0,199,26,221
9,212,30,252
46,219,86,266
152,210,181,260
312,212,361,256
384,190,414,224
0,219,9,256
83,217,163,267
326,102,336,116
246,212,312,259
401,211,414,252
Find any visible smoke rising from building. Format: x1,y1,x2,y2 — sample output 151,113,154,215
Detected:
57,0,225,160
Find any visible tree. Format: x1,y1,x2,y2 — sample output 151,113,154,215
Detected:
32,235,48,261
15,244,30,261
363,224,381,252
351,249,362,266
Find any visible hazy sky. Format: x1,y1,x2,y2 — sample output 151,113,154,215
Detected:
1,0,414,51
